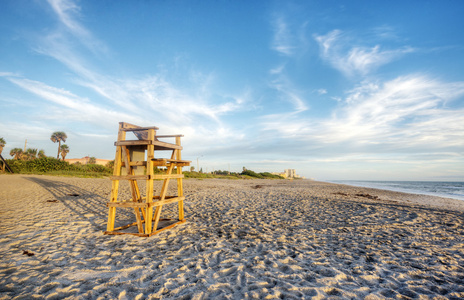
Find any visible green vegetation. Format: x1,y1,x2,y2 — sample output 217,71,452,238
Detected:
38,149,46,158
183,168,284,179
5,157,112,178
239,169,284,179
3,153,284,180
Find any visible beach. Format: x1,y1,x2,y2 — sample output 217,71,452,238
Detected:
1,174,464,299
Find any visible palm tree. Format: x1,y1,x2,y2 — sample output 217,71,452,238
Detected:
25,148,38,160
38,149,46,158
0,137,5,156
10,148,23,160
50,131,67,159
60,144,70,160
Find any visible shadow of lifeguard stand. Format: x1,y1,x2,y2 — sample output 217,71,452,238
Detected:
105,122,191,237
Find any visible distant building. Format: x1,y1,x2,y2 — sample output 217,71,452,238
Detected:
65,156,112,166
284,169,296,178
271,169,305,179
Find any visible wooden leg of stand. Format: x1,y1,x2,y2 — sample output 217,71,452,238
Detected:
145,177,154,234
153,205,163,232
175,137,185,221
107,178,120,231
134,208,144,233
145,129,155,235
177,177,184,221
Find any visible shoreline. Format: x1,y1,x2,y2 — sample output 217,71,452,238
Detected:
325,179,464,202
313,179,464,212
1,174,464,299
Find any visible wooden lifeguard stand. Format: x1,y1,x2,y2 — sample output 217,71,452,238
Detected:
105,122,190,237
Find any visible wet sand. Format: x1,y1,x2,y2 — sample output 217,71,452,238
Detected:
1,175,463,299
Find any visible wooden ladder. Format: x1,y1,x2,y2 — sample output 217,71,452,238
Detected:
105,122,190,237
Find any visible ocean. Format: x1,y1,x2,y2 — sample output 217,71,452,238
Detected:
330,180,464,201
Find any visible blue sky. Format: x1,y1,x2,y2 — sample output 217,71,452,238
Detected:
1,0,464,181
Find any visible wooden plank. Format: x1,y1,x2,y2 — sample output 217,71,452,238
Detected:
160,164,175,201
150,196,185,207
121,145,144,233
119,122,140,130
121,126,159,131
148,220,186,237
152,163,173,232
134,208,144,233
115,140,152,146
152,140,182,150
176,136,185,221
152,158,191,163
151,174,184,179
104,231,149,237
110,175,149,180
107,202,149,208
107,126,126,232
113,221,143,231
152,162,190,167
122,146,138,200
156,134,184,138
121,161,147,167
152,158,167,166
145,128,156,234
152,205,162,232
119,122,159,131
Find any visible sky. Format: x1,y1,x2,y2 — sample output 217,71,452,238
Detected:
1,0,464,181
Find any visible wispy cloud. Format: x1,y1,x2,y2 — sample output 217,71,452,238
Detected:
315,30,414,77
3,75,135,126
268,70,308,113
35,0,248,128
271,17,295,56
259,74,464,155
270,14,309,57
47,0,85,35
320,75,464,150
0,0,252,158
46,0,107,54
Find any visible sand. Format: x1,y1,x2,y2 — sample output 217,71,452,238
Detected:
1,174,464,299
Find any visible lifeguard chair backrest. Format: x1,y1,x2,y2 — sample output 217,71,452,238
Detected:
118,122,158,176
121,145,146,175
133,131,148,140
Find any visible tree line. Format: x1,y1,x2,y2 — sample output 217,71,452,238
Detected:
0,131,70,161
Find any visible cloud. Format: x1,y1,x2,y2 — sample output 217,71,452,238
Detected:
268,72,308,113
259,75,464,156
315,30,414,77
0,0,259,161
31,0,249,130
46,0,107,53
271,17,295,56
4,75,135,126
269,64,285,75
320,75,464,150
47,0,85,35
268,63,308,113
